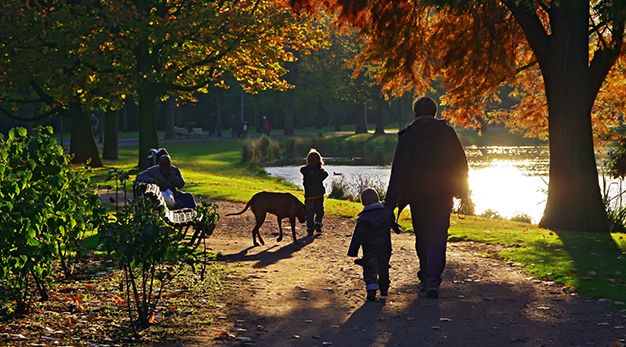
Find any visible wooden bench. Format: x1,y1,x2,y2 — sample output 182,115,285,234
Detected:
133,182,214,248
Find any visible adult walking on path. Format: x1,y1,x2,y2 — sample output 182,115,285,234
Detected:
385,96,469,298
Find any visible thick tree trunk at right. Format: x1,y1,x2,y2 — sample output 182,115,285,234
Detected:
536,3,608,232
102,109,118,160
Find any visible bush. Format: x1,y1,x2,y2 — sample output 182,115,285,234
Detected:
510,213,532,223
0,127,102,314
99,197,198,330
480,209,503,220
326,174,387,202
240,135,280,164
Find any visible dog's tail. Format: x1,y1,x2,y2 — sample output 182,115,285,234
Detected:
225,199,253,217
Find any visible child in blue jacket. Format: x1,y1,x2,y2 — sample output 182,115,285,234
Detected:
348,188,394,301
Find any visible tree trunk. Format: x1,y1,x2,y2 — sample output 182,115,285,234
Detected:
137,85,160,169
102,109,118,160
375,98,385,134
252,93,260,133
284,56,299,136
164,98,176,140
329,97,341,131
316,98,324,130
68,103,102,167
215,87,223,137
355,103,368,134
536,3,608,232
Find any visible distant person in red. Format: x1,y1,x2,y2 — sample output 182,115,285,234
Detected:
262,115,271,136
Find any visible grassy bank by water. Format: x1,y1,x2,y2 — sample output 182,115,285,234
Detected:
91,134,624,304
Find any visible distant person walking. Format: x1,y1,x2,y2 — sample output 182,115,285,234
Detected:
262,115,271,136
384,96,469,299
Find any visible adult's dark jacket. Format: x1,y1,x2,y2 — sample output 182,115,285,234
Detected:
385,116,469,209
300,164,329,199
348,202,393,256
135,165,185,192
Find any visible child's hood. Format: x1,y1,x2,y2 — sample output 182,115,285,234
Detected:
358,202,392,227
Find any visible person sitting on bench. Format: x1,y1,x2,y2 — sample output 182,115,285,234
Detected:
135,155,196,209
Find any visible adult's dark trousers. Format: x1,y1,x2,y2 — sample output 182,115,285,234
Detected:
410,195,453,285
174,191,196,209
359,252,391,291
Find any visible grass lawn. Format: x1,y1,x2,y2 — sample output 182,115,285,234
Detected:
90,134,625,304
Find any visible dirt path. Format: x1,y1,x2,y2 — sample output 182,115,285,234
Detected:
180,200,626,346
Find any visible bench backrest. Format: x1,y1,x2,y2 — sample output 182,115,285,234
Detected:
134,183,198,226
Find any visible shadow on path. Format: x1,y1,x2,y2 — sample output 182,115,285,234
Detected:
222,233,319,268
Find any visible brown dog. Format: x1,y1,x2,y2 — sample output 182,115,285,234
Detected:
225,191,306,246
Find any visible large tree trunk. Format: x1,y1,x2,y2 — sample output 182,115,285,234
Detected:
102,109,118,160
284,56,299,136
68,103,102,167
535,3,608,232
374,98,385,134
137,85,160,169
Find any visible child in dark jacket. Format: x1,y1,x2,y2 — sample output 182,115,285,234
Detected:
300,149,329,234
348,188,394,301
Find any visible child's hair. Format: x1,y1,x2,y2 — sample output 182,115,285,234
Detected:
306,148,324,165
360,188,380,206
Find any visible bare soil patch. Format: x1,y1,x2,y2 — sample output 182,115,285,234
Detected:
179,200,626,347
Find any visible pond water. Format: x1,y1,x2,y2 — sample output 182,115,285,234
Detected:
265,146,580,223
265,146,622,224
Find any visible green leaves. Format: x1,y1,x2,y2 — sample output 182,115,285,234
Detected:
0,126,102,314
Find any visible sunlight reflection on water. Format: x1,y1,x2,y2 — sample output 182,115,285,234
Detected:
264,145,620,224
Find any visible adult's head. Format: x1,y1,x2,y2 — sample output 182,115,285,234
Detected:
413,96,437,118
159,155,172,175
360,188,380,206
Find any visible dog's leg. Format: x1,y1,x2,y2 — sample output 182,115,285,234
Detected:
276,217,284,242
252,212,266,246
289,216,299,243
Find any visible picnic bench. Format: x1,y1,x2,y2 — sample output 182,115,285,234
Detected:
133,182,215,248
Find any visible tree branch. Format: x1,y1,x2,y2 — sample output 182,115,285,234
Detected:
589,19,624,94
503,0,550,64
